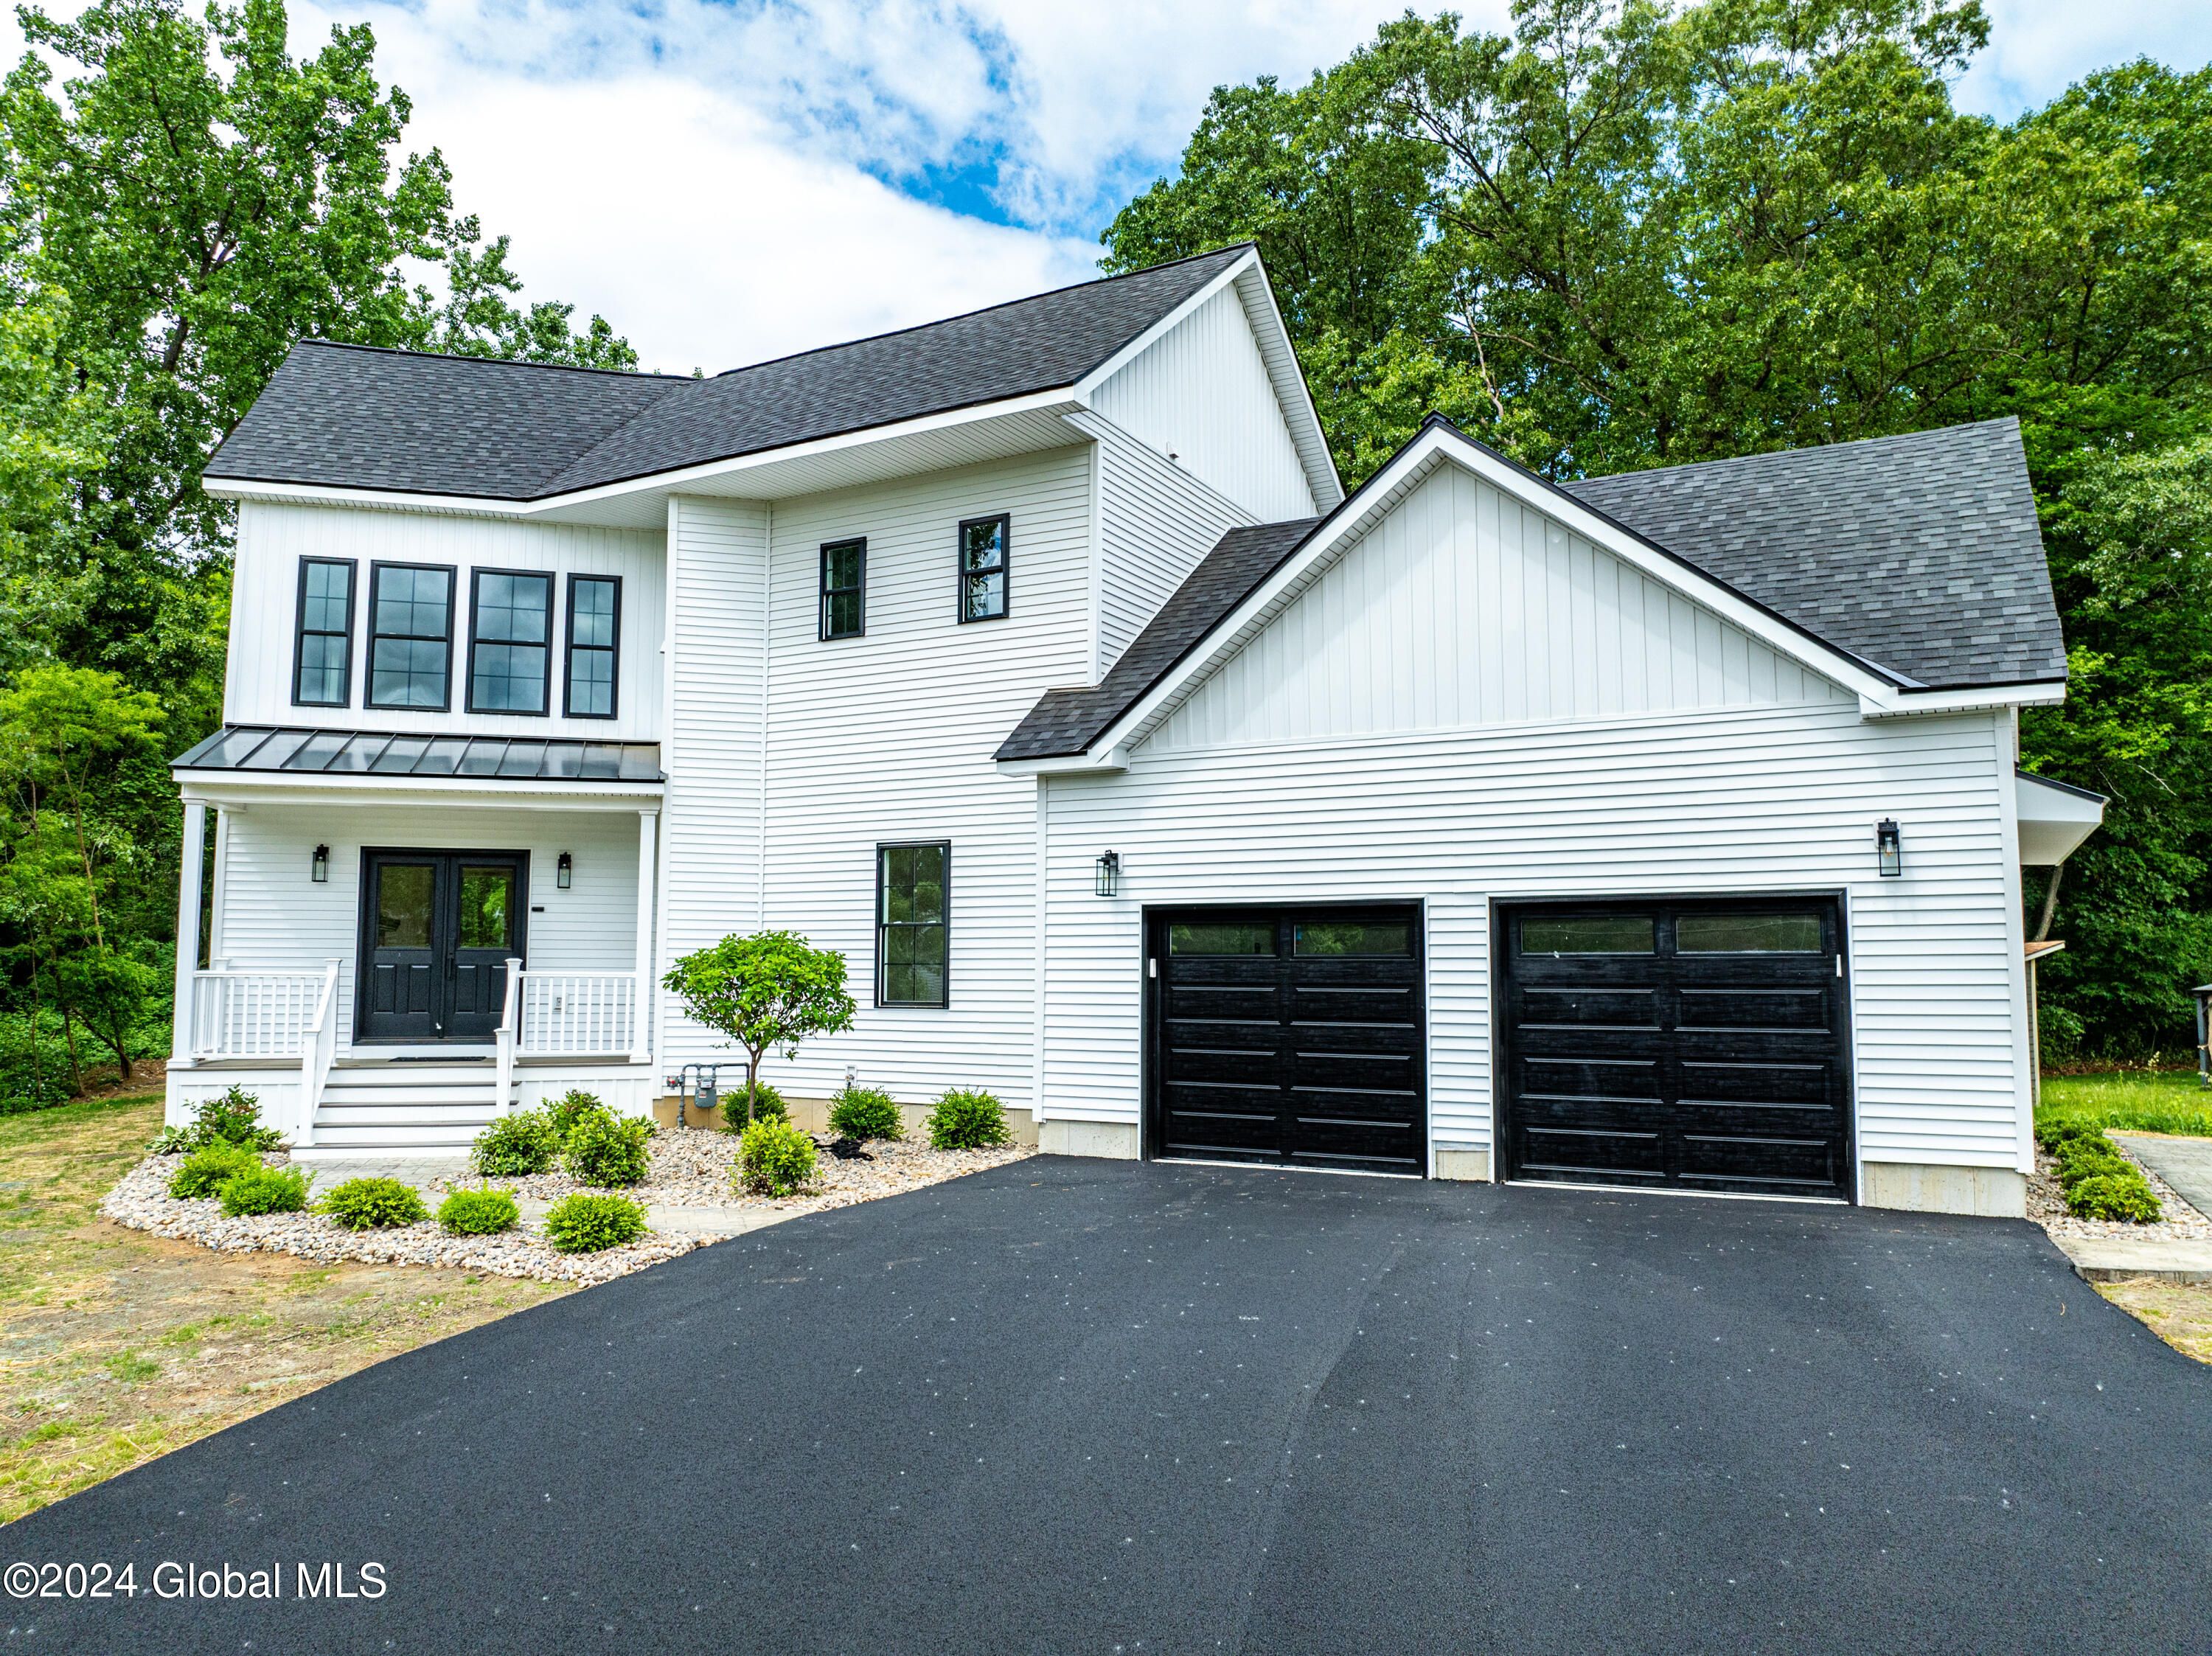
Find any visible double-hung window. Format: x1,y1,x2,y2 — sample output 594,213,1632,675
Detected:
958,515,1008,622
467,570,554,714
366,563,456,710
877,842,949,1006
565,575,621,718
821,538,865,640
292,557,355,706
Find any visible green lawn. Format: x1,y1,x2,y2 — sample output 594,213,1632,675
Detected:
2038,1068,2212,1139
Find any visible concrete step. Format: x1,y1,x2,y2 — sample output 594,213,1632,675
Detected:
297,1124,488,1155
2052,1234,2212,1284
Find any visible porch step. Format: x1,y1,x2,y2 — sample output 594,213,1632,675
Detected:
319,1083,502,1110
308,1062,504,1155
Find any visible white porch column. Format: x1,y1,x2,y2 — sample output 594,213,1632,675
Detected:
173,799,208,1062
633,809,659,1065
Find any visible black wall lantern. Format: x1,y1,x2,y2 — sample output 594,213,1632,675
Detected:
1875,819,1902,877
557,852,574,890
310,844,329,883
1094,850,1120,897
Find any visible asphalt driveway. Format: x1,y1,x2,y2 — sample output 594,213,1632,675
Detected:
9,1158,2212,1654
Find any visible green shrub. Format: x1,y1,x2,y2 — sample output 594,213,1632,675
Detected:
152,1085,286,1156
928,1088,1010,1150
438,1186,520,1236
716,1079,787,1127
546,1089,607,1145
218,1164,314,1217
543,1191,647,1252
168,1143,260,1200
562,1108,653,1186
2034,1116,2106,1154
2056,1137,2132,1190
828,1082,902,1141
470,1110,560,1177
737,1116,818,1197
319,1177,429,1231
2067,1172,2163,1223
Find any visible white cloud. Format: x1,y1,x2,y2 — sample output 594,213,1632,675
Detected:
1957,0,2212,119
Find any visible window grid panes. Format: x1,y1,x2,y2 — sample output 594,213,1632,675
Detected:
878,843,948,1006
566,576,619,718
821,539,865,639
468,570,552,714
293,558,354,706
959,515,1008,622
368,565,454,709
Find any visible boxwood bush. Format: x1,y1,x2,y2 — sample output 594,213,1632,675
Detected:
168,1143,262,1200
320,1177,429,1231
2067,1172,2163,1223
716,1079,787,1128
827,1082,902,1142
470,1110,560,1177
737,1116,818,1197
562,1108,653,1186
543,1191,647,1252
438,1187,521,1236
928,1088,1010,1150
2056,1137,2132,1189
546,1089,608,1145
218,1164,314,1217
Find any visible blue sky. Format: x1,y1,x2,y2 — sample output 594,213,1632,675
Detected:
13,0,2205,372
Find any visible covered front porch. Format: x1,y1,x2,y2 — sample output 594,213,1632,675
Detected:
167,731,666,1152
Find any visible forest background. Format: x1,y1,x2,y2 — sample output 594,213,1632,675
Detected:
1,0,2204,1106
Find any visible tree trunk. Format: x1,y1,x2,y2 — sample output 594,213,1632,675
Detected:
2033,863,2063,943
59,1003,84,1096
745,1048,764,1124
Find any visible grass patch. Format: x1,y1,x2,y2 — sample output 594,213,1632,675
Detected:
2037,1069,2212,1139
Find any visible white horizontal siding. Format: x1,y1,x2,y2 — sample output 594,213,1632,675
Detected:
1093,283,1317,523
1041,703,2023,1171
1084,411,1254,675
228,501,664,739
201,801,642,1058
1147,464,1845,753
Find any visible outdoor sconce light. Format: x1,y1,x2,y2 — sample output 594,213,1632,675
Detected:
557,852,573,890
1875,819,1902,878
310,844,329,883
1094,850,1121,897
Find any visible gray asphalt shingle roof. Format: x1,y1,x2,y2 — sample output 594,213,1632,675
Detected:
205,247,1252,500
996,417,2063,762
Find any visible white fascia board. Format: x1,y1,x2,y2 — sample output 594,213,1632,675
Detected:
1857,681,2067,718
176,772,664,809
995,748,1130,779
201,388,1084,518
1074,423,1903,764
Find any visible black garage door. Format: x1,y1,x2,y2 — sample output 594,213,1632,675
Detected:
1146,907,1425,1177
1498,897,1851,1200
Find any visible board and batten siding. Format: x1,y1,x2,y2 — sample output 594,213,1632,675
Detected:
1040,702,2024,1172
1146,463,1846,753
1081,411,1256,677
736,446,1094,1110
1091,282,1318,526
226,501,665,740
654,497,769,1067
203,800,642,1054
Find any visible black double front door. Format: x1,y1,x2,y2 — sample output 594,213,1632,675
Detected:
358,850,528,1043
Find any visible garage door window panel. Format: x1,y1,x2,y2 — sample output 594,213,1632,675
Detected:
1676,914,1823,953
1522,916,1655,954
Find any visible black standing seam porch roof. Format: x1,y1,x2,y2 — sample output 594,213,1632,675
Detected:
173,726,664,782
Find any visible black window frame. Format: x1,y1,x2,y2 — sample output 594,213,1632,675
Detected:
365,560,459,713
956,513,1009,624
820,537,866,641
875,840,950,1009
562,573,622,720
463,567,557,717
291,556,357,708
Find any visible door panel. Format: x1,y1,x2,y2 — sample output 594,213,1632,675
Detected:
356,851,527,1043
363,859,439,1041
448,862,519,1038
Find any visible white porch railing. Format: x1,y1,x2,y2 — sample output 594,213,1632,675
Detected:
191,969,329,1060
495,957,523,1119
296,960,341,1148
518,972,639,1057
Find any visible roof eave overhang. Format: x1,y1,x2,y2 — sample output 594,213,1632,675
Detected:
994,748,1130,778
176,770,666,807
201,387,1088,521
1857,680,2067,718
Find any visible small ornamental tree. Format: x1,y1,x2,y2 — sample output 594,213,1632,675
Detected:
661,932,857,1125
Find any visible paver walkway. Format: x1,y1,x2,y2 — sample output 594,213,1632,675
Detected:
2112,1132,2212,1218
14,1160,2212,1653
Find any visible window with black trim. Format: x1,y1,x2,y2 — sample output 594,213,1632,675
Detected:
466,569,554,714
564,574,621,718
367,563,456,710
821,539,865,639
958,515,1008,622
877,841,948,1006
292,557,356,706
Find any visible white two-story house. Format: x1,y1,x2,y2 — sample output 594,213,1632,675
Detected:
169,243,2102,1216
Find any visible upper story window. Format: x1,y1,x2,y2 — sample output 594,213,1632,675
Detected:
292,557,355,707
877,841,949,1006
958,515,1008,622
367,563,455,710
821,538,865,640
565,575,621,718
465,569,554,715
